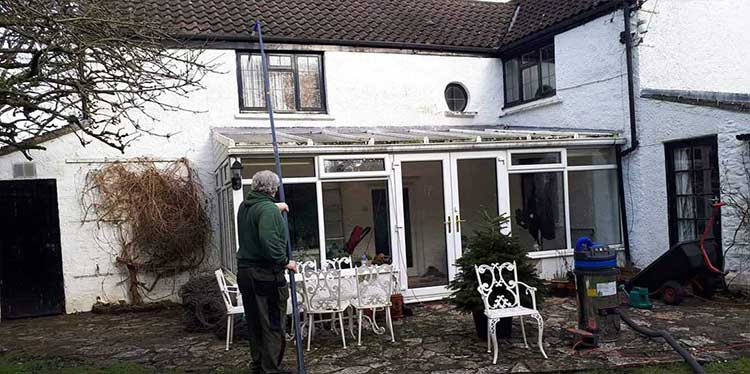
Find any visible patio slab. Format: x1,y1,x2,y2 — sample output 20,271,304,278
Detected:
1,296,749,373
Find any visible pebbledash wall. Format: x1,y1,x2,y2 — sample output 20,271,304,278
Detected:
2,1,747,313
0,49,506,313
631,0,750,281
495,9,632,276
497,1,750,283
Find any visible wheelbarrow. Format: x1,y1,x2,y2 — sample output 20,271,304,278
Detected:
626,202,726,305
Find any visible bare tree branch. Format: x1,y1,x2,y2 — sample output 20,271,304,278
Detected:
0,0,218,159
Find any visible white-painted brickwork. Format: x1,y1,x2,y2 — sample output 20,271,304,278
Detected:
2,2,749,312
639,0,750,93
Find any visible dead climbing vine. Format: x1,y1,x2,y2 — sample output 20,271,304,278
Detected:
81,158,210,304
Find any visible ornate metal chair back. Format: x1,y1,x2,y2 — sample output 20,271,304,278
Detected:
474,261,521,311
324,256,352,270
355,264,394,308
301,265,344,312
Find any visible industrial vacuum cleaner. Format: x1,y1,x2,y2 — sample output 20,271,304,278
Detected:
569,237,706,374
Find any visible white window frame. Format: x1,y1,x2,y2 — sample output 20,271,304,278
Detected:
318,154,391,179
507,147,623,258
508,148,565,171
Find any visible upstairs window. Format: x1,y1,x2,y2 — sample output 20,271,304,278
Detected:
237,52,325,113
503,43,555,107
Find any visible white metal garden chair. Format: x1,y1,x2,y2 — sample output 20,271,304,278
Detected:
351,264,396,345
215,268,245,351
300,265,350,351
474,262,547,363
323,256,353,270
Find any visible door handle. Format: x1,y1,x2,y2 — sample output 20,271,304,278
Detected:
444,215,452,233
456,214,466,232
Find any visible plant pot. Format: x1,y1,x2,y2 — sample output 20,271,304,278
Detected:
550,279,569,297
566,280,577,297
390,293,404,320
472,310,512,340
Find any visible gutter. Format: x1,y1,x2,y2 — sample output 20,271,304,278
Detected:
617,0,638,266
226,137,626,157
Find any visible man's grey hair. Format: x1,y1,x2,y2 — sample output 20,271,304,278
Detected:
251,170,280,196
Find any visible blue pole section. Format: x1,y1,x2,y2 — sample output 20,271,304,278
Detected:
253,20,307,373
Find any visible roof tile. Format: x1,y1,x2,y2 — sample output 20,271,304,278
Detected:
117,0,621,51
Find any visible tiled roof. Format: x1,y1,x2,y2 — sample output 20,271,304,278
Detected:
500,0,621,48
119,0,623,51
121,0,514,50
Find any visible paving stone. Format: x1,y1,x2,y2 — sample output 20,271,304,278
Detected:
335,366,371,374
0,298,748,372
509,362,531,372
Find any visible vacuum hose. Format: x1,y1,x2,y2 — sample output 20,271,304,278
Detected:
617,311,705,374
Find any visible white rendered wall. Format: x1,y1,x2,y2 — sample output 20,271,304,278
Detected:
207,48,504,129
639,0,750,93
627,0,750,280
0,49,505,313
626,100,749,276
494,7,750,285
497,10,631,134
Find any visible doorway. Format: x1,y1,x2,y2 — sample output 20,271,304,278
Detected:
665,136,721,246
393,152,505,298
0,179,65,319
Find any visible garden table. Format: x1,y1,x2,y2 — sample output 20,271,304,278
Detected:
284,268,399,339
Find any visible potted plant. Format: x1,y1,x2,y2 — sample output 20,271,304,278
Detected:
448,213,545,340
550,256,576,297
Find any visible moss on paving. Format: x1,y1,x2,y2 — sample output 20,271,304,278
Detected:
580,357,750,374
2,355,749,374
0,356,174,374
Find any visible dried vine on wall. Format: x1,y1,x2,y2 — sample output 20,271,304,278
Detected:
82,158,210,304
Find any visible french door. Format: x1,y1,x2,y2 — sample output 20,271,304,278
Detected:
392,152,507,299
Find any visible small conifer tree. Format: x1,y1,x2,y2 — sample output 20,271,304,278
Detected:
448,213,545,312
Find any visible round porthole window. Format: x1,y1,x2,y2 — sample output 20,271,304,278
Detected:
444,83,468,112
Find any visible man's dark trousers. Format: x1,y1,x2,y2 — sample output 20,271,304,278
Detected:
237,266,289,374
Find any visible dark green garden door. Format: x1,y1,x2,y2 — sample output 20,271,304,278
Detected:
0,179,65,319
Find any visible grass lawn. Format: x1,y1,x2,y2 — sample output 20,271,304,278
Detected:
1,356,748,373
581,357,750,374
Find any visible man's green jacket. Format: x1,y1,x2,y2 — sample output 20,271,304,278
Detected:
236,191,288,271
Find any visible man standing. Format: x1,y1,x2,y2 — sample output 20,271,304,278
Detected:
237,170,297,374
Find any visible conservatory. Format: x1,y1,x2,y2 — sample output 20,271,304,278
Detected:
213,125,626,302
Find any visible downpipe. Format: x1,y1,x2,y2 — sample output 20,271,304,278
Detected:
617,0,640,266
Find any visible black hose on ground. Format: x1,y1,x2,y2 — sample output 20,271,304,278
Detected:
618,311,706,374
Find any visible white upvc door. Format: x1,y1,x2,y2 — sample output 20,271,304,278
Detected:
392,153,456,301
392,151,509,301
447,151,509,256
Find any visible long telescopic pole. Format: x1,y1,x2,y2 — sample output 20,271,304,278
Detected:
253,20,307,373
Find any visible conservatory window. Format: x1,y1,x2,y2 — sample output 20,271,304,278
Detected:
509,147,622,253
322,181,392,265
241,157,315,179
510,151,562,167
509,171,567,251
568,169,622,245
319,155,389,178
242,183,320,264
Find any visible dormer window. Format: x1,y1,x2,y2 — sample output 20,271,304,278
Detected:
503,43,555,107
237,52,326,113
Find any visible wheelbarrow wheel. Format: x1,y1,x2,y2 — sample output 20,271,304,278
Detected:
661,281,686,305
